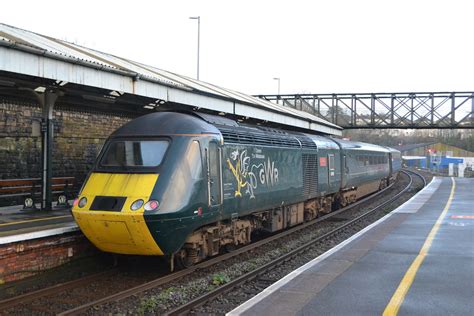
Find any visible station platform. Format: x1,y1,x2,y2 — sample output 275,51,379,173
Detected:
0,204,78,245
0,204,90,284
229,177,473,315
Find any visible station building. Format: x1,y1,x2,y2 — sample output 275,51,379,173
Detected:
397,142,474,175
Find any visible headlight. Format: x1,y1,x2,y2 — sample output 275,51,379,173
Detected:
131,199,144,211
144,200,159,211
78,197,88,208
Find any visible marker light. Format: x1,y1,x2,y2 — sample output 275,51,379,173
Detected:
73,198,79,207
144,200,159,211
131,199,144,211
78,197,88,208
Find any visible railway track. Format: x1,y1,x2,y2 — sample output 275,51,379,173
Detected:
0,269,117,311
0,170,425,315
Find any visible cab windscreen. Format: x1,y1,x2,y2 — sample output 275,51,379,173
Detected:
100,140,168,167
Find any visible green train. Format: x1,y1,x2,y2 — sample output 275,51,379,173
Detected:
72,111,401,268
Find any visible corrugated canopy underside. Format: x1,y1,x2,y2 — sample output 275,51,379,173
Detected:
0,23,341,135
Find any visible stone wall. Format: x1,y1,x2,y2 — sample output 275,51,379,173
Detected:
0,97,133,204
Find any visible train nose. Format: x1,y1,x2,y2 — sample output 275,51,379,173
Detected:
71,172,164,256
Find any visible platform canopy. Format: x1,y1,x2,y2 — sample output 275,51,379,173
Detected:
0,23,341,136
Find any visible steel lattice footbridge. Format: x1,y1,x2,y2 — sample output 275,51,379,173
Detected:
256,92,474,129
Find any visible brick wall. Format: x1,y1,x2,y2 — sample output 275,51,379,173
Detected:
0,232,96,283
0,97,134,204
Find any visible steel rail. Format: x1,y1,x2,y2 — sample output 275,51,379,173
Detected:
165,170,426,315
0,269,117,310
58,172,416,315
407,169,427,187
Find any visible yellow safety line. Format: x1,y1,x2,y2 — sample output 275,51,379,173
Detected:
383,177,456,316
0,215,71,227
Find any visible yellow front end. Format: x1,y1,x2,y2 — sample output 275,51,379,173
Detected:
72,173,164,255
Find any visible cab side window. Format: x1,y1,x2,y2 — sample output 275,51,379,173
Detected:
187,141,202,180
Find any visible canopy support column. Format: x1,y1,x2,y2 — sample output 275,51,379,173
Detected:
40,90,59,211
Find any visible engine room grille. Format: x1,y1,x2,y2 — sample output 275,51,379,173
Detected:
219,127,301,148
302,154,318,197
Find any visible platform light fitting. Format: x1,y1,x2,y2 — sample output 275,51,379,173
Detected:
34,86,46,93
55,80,68,86
109,90,124,97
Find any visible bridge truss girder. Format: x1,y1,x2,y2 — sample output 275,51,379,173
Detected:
257,92,474,129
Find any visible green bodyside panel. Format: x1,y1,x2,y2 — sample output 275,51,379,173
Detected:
144,140,306,255
221,144,304,216
145,211,219,254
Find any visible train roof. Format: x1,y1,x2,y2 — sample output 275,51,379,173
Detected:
331,138,391,153
110,112,399,155
305,134,339,150
384,146,402,154
110,111,220,137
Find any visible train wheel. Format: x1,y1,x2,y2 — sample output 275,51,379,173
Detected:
332,194,342,211
175,248,198,269
224,243,236,253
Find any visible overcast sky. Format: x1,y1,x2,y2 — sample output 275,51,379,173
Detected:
1,0,473,95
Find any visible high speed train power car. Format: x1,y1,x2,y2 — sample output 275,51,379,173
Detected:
72,111,401,268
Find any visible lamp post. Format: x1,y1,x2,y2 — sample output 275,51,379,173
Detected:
273,77,280,95
189,16,200,80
